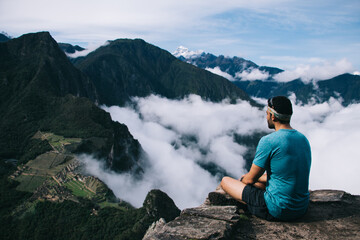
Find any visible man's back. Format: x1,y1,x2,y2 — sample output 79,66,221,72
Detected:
253,129,311,220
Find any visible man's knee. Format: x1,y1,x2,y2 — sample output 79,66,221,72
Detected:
220,176,232,189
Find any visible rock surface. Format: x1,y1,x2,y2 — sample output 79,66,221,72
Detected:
143,190,360,240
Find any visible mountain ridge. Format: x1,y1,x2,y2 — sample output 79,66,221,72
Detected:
73,38,257,106
174,46,284,81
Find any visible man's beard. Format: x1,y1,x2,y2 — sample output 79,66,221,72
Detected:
267,119,275,129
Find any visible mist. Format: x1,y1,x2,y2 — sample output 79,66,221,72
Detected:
273,58,354,83
80,94,360,209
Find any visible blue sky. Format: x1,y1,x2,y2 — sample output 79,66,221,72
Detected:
1,0,359,77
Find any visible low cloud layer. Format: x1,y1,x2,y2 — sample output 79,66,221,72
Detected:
273,58,354,83
206,66,270,81
205,67,235,81
80,94,360,209
66,41,111,58
235,68,270,81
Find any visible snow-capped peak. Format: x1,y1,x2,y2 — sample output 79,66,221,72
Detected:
173,46,204,59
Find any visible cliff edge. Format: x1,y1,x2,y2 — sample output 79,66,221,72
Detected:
143,190,360,239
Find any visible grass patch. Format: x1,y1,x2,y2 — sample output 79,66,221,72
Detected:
98,201,126,210
34,131,82,153
238,213,250,221
26,152,72,175
65,180,96,199
15,175,47,192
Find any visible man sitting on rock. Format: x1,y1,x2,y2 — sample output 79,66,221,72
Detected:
220,96,311,221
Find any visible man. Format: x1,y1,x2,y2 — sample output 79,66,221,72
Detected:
220,96,311,221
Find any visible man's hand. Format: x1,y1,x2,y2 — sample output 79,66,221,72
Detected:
240,164,266,186
258,173,267,183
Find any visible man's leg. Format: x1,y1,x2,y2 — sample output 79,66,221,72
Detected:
220,176,247,202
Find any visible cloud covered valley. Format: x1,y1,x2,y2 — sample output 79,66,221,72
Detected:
80,94,360,209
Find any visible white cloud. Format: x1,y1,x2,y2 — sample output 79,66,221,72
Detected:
0,0,289,42
78,154,153,207
291,99,360,194
78,94,360,210
98,95,267,208
65,41,110,58
235,68,270,81
273,58,354,83
205,66,235,81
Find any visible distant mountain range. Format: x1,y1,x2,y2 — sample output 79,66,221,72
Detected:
234,74,360,106
173,46,284,81
175,46,360,105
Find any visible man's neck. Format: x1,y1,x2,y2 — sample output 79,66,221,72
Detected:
274,123,293,131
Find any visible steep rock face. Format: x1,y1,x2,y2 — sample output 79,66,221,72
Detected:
74,39,255,106
0,32,144,173
143,190,360,240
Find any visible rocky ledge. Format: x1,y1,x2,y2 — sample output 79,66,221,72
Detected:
143,190,360,240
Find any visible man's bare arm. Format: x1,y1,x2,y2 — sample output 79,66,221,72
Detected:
241,164,265,185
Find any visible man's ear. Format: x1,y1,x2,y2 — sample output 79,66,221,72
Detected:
271,114,277,122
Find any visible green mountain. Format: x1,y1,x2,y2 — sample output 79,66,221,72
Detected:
0,32,142,173
73,39,255,106
234,73,360,105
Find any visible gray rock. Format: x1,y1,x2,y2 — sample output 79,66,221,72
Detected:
143,218,166,240
309,189,346,202
143,205,242,240
235,190,360,239
143,190,360,240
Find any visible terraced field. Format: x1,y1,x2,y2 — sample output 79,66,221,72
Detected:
64,179,96,198
11,131,120,210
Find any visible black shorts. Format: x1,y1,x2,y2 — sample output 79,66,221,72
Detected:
242,185,276,221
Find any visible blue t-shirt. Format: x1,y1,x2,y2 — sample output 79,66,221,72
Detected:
253,129,311,220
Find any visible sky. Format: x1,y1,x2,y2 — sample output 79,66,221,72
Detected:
78,95,360,209
1,0,359,73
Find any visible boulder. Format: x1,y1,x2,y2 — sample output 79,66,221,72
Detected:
143,189,181,222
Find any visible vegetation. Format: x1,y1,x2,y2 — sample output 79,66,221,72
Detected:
0,158,177,240
0,196,155,240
